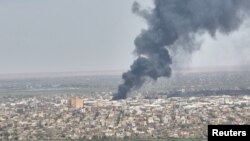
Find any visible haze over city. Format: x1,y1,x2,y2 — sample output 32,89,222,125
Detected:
0,0,250,74
0,0,250,141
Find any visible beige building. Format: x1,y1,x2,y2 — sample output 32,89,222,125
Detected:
68,97,84,108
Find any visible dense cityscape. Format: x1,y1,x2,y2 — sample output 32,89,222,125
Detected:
0,70,250,140
0,94,249,140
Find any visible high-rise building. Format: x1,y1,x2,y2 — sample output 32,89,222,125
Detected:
68,97,84,108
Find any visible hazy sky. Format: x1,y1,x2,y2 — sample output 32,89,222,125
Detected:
0,0,249,74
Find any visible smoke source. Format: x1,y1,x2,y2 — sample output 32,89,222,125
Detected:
112,0,250,100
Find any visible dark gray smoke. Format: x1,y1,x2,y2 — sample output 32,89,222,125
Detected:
112,0,250,100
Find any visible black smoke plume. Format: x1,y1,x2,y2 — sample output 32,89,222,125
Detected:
113,0,250,100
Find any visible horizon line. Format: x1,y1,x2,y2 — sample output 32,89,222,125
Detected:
0,65,249,80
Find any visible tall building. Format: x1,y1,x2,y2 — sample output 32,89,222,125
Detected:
68,97,84,108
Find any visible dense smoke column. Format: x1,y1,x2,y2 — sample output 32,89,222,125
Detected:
113,0,250,100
